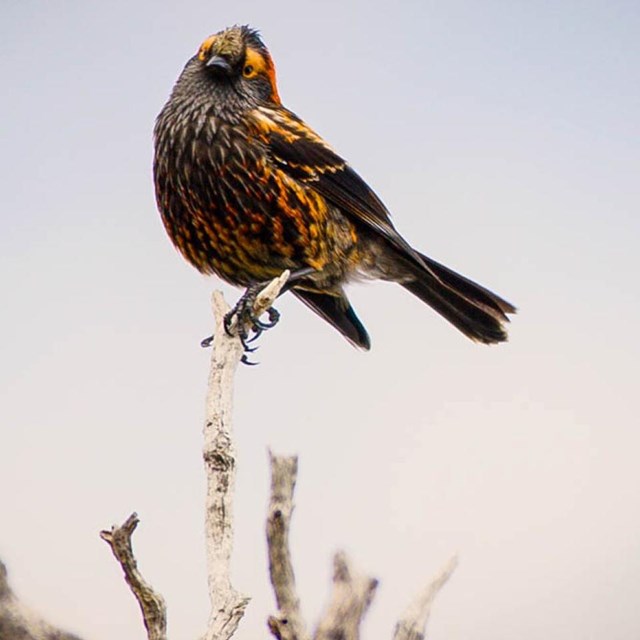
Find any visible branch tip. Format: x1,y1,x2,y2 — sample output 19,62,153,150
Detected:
100,513,167,640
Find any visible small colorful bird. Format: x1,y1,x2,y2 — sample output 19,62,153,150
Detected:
154,25,515,352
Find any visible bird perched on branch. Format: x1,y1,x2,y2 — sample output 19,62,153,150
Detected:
154,25,515,352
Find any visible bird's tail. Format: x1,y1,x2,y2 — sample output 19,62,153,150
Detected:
401,253,516,344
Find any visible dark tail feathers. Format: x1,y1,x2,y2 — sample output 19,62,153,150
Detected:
402,252,516,344
292,255,514,348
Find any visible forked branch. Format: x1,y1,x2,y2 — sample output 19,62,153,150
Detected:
100,513,167,640
265,453,455,640
101,274,291,640
101,272,457,640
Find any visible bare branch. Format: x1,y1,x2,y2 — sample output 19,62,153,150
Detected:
314,552,378,640
266,452,310,640
97,274,291,640
393,555,458,640
100,513,167,640
97,269,457,640
202,291,249,640
202,274,290,640
0,558,84,640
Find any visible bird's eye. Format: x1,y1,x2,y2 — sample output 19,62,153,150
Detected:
243,64,255,77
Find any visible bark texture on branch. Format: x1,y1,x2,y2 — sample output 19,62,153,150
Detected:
393,556,458,640
99,275,290,640
0,558,84,640
98,272,456,640
264,453,456,640
203,274,290,640
202,291,249,640
100,513,167,640
266,452,310,640
314,552,378,640
267,453,382,640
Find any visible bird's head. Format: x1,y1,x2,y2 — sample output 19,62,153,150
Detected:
194,25,281,106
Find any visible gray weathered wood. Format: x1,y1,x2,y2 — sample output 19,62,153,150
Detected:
314,552,378,640
0,558,84,640
393,556,458,640
202,274,290,640
201,290,249,640
266,452,311,640
100,513,167,640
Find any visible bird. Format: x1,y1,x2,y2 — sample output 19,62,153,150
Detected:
153,25,515,353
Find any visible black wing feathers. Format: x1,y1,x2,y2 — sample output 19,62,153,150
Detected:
263,109,515,345
265,120,427,269
291,289,371,350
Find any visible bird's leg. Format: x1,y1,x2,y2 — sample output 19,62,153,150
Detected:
201,268,317,361
223,282,277,334
200,282,279,351
224,283,275,364
278,267,316,294
225,268,315,342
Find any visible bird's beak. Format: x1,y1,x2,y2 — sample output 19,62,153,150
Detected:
206,55,232,74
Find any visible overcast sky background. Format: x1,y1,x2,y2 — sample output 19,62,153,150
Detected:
1,1,639,638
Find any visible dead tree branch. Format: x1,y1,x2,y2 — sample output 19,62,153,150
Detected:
314,552,378,640
100,513,167,640
99,270,456,640
203,273,290,640
264,453,456,640
266,452,310,640
201,291,249,640
100,274,290,640
393,556,458,640
0,558,84,640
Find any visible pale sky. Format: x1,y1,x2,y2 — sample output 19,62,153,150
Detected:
1,1,639,638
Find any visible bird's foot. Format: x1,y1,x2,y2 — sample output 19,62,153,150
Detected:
200,335,214,348
225,286,280,364
200,274,290,362
197,284,278,364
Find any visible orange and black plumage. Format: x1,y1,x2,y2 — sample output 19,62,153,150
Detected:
154,25,515,350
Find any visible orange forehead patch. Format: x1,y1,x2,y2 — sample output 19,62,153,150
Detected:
197,35,217,61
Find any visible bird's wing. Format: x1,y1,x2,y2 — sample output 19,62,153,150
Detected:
291,288,371,350
251,106,425,265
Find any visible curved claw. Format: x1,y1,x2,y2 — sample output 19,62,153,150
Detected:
201,335,214,348
217,283,285,365
253,307,280,330
241,354,260,366
246,330,263,344
266,306,280,324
